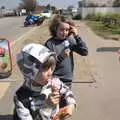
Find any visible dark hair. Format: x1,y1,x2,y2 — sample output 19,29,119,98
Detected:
41,55,56,71
49,15,75,37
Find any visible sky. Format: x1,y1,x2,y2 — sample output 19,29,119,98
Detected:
0,0,19,9
0,0,80,9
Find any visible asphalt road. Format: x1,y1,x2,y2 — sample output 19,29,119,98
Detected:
0,19,120,120
0,16,37,119
0,16,32,41
72,21,120,120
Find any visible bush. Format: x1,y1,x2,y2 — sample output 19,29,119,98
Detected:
72,14,81,20
85,13,105,21
95,13,106,21
84,13,96,21
102,13,120,28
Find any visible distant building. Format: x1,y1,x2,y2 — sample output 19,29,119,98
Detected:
78,0,120,19
21,9,26,15
79,0,115,7
3,9,16,16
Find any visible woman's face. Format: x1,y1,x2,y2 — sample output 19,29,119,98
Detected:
34,67,53,85
56,22,70,40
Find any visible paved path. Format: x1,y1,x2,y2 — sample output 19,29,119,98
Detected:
0,20,120,120
72,21,120,120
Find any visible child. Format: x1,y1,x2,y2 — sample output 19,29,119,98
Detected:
45,15,88,88
13,43,76,120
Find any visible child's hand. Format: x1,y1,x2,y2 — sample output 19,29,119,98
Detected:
64,104,75,117
53,104,75,120
49,88,60,105
69,26,78,36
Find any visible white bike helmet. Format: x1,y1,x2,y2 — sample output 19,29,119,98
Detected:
16,43,56,81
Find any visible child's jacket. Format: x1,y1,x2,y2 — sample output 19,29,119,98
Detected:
45,36,88,82
13,77,76,120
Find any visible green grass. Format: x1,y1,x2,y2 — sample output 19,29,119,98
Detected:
87,21,120,39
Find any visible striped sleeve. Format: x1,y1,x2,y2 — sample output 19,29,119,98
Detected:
60,82,76,105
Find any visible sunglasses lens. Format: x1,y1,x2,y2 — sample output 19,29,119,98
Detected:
28,56,35,62
24,53,41,69
36,62,40,69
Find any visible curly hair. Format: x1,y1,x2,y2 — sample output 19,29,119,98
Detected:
49,15,75,37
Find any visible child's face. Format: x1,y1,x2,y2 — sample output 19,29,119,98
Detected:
56,22,70,40
34,67,53,85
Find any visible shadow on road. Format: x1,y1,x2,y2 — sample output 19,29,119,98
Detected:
96,47,120,52
0,115,13,120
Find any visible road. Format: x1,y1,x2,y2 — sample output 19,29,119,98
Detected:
72,21,120,120
0,16,38,118
0,20,120,120
0,16,33,41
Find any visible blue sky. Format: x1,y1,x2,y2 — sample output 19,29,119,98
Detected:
0,0,80,9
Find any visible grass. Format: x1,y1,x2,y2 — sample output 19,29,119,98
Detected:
86,21,120,40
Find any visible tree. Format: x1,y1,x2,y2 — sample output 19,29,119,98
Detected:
46,4,51,10
78,1,84,7
1,6,5,9
67,5,74,11
113,0,120,7
19,0,37,13
51,6,56,11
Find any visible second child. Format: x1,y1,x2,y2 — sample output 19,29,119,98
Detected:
45,15,88,88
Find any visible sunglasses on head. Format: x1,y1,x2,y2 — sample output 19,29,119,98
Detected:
27,55,41,69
